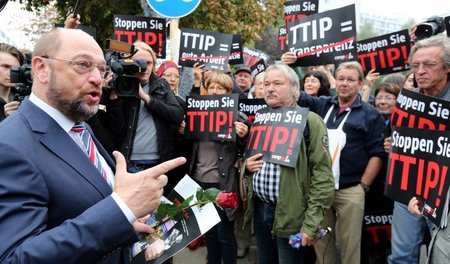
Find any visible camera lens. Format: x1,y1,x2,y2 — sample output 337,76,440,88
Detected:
416,23,437,40
415,16,445,40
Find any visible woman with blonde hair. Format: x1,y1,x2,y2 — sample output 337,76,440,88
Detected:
187,71,250,264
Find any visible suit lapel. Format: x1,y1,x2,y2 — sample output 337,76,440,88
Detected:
20,99,113,197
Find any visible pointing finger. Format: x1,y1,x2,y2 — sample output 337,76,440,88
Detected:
144,157,186,178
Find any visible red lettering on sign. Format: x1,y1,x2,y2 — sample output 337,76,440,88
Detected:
287,128,298,155
387,153,416,190
114,30,164,55
358,52,378,72
270,127,289,152
215,111,228,132
386,47,401,67
247,125,266,151
187,111,233,133
279,35,288,51
389,152,449,207
262,126,273,151
367,225,391,244
391,107,447,130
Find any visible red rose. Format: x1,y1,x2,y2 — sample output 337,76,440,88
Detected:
216,192,238,209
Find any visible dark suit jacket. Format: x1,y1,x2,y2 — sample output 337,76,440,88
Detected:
0,98,138,263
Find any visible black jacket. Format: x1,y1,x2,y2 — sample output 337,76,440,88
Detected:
188,112,250,221
120,73,184,162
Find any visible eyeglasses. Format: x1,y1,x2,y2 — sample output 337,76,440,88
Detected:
42,56,110,79
162,73,180,79
375,96,397,101
410,62,440,71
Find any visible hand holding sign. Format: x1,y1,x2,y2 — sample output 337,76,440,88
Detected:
281,51,298,65
235,121,248,138
408,197,423,216
245,153,264,173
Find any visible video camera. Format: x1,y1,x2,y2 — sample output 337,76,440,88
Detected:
416,16,445,40
105,39,147,97
10,52,32,102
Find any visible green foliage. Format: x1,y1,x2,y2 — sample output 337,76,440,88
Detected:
15,0,142,49
196,187,220,203
14,0,285,49
154,195,194,223
180,0,286,46
153,188,223,226
255,24,283,62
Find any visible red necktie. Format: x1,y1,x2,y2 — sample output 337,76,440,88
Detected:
72,123,110,187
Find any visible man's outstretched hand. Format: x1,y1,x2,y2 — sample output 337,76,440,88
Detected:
113,151,186,218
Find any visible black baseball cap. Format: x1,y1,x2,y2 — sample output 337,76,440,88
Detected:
234,65,251,75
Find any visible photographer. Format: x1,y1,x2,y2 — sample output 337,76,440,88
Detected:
120,41,184,189
0,43,24,121
87,76,127,156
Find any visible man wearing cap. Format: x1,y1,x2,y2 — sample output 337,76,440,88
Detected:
234,65,253,97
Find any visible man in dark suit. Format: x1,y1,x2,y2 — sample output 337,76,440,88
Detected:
0,28,185,263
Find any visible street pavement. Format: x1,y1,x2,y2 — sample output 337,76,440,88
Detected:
173,236,257,264
172,236,427,264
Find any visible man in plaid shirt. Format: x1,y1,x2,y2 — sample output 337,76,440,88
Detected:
242,64,335,264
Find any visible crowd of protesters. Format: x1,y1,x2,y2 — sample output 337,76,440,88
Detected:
0,11,449,264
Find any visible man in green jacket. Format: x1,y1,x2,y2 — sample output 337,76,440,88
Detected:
242,64,335,264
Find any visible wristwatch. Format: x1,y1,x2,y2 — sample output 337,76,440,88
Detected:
360,182,370,193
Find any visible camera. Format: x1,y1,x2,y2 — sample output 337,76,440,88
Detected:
10,52,32,101
415,16,445,40
105,39,147,97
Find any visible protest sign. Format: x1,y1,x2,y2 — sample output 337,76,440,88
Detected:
391,89,449,131
357,29,411,75
229,34,244,65
278,26,288,53
132,175,220,264
385,127,450,227
284,0,319,28
287,4,357,66
179,28,233,71
245,107,308,167
185,94,239,142
238,99,267,124
113,15,166,58
250,59,266,78
362,209,393,258
243,46,270,68
386,89,450,227
279,0,319,54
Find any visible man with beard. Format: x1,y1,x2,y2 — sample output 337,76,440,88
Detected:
0,28,185,263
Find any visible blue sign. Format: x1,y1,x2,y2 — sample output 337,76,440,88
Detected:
147,0,201,18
